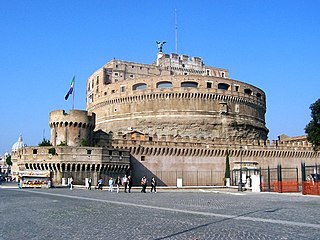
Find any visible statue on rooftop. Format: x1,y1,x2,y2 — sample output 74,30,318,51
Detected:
156,41,166,53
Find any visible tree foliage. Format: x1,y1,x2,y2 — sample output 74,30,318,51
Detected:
225,150,230,179
5,155,12,166
80,138,88,147
305,99,320,151
38,138,52,146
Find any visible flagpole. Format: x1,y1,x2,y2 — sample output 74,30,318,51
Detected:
72,78,75,110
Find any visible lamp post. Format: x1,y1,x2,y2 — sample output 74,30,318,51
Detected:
238,145,243,192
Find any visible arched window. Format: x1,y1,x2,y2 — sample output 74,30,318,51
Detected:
181,81,198,88
256,92,262,98
156,81,173,88
218,83,230,90
244,88,253,95
133,83,147,91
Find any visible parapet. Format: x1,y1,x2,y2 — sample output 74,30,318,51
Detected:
49,110,95,128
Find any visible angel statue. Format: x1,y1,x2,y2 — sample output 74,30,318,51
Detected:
156,41,166,53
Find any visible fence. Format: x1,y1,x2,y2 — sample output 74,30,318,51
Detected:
301,163,320,195
260,165,299,193
150,170,225,186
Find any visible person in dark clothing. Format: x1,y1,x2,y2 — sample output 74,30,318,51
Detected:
88,177,92,190
141,176,147,193
150,176,157,193
128,175,133,193
115,175,122,193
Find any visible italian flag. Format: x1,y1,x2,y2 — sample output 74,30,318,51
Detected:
65,76,75,100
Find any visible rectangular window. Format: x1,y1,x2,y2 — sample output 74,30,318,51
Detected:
206,82,212,89
114,72,119,76
141,156,145,161
87,149,92,155
120,86,126,92
33,149,38,154
235,85,240,92
235,104,240,113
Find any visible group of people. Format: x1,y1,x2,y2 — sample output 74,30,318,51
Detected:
140,176,157,193
77,175,157,193
107,175,133,193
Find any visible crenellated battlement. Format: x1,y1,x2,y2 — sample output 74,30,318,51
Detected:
112,137,318,159
49,110,96,147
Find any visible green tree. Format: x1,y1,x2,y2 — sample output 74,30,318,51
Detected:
305,99,320,151
38,138,52,146
225,150,230,179
5,155,12,166
80,138,88,147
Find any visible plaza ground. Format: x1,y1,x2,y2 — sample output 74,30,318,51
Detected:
0,183,319,240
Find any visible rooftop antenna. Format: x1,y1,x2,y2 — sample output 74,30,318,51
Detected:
175,9,178,54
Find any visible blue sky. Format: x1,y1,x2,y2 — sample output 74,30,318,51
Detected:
1,0,319,155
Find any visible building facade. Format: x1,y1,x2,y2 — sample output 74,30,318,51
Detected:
11,51,320,187
12,110,130,186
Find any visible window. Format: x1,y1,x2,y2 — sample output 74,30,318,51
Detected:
157,81,173,88
120,86,126,92
235,85,240,92
111,90,115,94
114,72,119,76
129,74,134,78
87,149,92,155
33,149,38,154
256,93,262,98
244,88,253,95
133,83,147,90
235,104,240,113
220,72,225,78
218,83,230,90
206,82,212,89
96,76,99,84
141,156,145,161
181,81,198,88
206,70,210,76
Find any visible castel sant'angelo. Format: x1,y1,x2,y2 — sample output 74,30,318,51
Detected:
12,44,320,186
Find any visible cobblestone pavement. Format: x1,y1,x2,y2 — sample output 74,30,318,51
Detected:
1,183,319,240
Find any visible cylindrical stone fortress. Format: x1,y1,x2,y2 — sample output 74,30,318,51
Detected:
86,53,268,141
49,110,95,147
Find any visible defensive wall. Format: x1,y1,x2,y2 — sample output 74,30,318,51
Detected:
11,146,130,186
112,135,319,186
49,110,95,147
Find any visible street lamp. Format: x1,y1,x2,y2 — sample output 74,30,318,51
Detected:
238,145,243,192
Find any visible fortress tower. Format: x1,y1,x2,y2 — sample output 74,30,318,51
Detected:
86,53,268,141
49,110,95,147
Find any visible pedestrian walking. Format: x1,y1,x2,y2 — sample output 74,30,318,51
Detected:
69,177,74,190
150,176,157,193
97,178,103,190
115,175,122,193
108,177,114,192
122,175,128,193
141,175,147,193
88,177,92,190
128,175,133,193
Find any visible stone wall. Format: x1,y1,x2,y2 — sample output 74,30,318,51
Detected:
49,110,95,147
